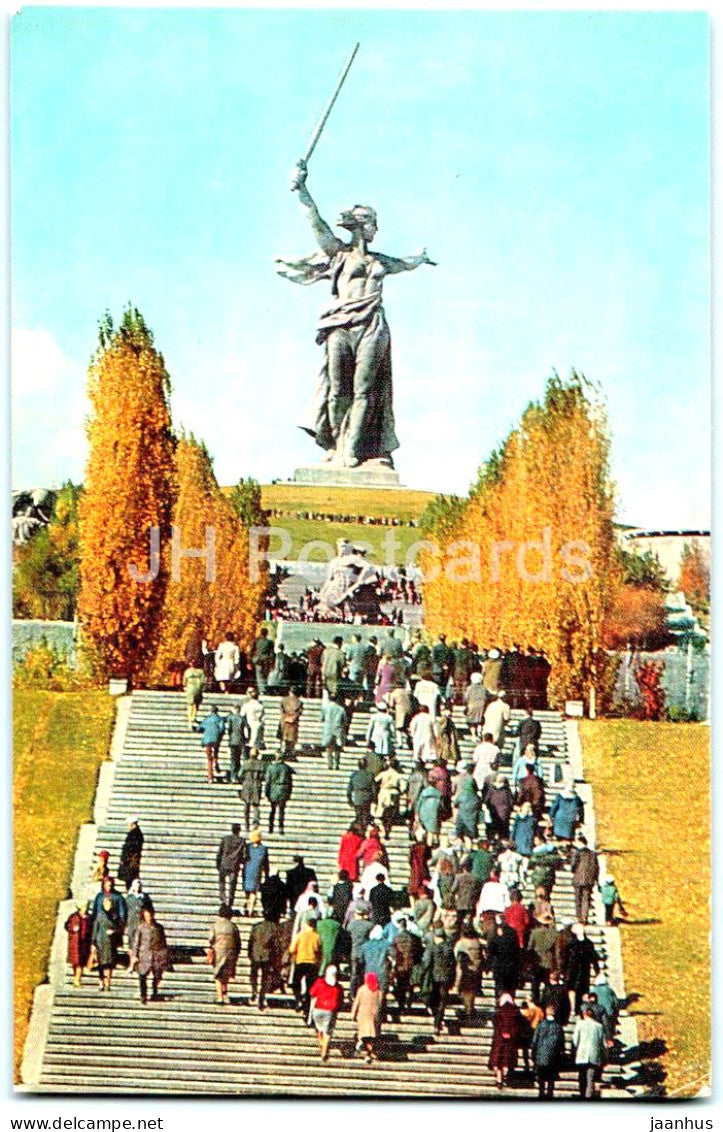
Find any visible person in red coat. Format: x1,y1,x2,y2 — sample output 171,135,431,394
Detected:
65,902,93,986
516,766,546,820
408,829,432,898
309,965,344,1062
504,888,532,949
356,826,389,872
489,993,522,1090
338,824,363,881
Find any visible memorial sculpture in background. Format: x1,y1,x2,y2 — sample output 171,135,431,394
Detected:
12,487,57,545
316,539,382,621
275,44,436,475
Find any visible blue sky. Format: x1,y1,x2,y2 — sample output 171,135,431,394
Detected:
11,8,710,528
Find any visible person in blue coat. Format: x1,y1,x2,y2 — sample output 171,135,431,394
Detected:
194,705,226,783
531,1006,565,1098
549,783,584,841
416,783,442,844
360,924,392,992
455,777,482,843
589,972,619,1040
511,801,536,857
242,828,270,918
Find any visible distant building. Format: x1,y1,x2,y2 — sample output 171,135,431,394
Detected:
617,528,710,587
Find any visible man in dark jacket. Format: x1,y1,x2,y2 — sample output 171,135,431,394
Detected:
426,929,457,1034
305,639,324,699
431,634,451,687
571,835,600,925
247,912,278,1010
251,628,275,695
518,707,543,755
369,874,395,928
264,751,293,835
225,703,246,783
567,925,601,1014
238,753,265,832
329,870,354,924
118,817,144,891
260,871,288,922
391,918,422,1013
347,758,376,830
541,969,571,1026
216,823,246,908
451,859,481,925
531,1007,566,1098
285,856,317,908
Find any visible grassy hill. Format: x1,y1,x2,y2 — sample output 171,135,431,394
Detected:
260,483,436,521
223,483,439,565
14,690,116,1080
581,719,710,1096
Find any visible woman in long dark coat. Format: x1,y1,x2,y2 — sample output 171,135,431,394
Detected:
487,921,521,998
566,925,601,1014
117,818,144,891
130,906,171,1003
92,893,125,992
484,775,515,840
65,902,93,987
489,993,522,1089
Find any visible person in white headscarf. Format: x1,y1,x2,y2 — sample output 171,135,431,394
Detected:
308,965,344,1061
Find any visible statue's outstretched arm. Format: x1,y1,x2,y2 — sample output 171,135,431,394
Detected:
291,160,344,257
377,248,438,274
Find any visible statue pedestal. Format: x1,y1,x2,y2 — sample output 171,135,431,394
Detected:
293,461,402,489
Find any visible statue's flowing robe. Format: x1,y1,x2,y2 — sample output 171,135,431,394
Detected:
316,552,379,615
276,249,399,460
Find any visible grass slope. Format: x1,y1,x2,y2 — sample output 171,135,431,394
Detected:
266,516,428,565
260,483,436,520
580,720,710,1097
13,690,116,1081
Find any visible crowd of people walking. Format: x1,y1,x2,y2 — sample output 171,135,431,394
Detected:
67,624,625,1098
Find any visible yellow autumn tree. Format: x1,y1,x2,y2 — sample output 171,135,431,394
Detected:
78,308,177,682
423,372,620,708
148,435,267,684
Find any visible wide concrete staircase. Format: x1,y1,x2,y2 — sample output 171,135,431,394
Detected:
30,690,638,1097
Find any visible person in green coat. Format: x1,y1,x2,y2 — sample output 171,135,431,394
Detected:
416,783,442,845
264,751,294,835
454,778,482,844
316,914,342,975
469,838,495,884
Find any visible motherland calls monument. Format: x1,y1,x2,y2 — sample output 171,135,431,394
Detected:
276,44,435,488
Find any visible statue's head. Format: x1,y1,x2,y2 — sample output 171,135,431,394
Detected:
338,204,378,242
